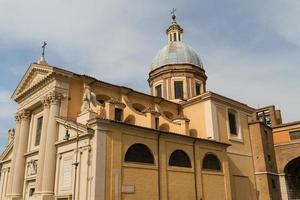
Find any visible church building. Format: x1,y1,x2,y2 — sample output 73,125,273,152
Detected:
0,13,298,200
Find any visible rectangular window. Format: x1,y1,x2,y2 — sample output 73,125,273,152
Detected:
155,85,162,97
290,131,300,140
195,83,201,95
115,108,123,121
174,81,183,99
35,116,43,146
173,33,177,41
228,112,237,135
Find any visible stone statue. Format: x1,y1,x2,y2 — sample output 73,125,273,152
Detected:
8,128,15,143
81,83,106,117
81,84,92,112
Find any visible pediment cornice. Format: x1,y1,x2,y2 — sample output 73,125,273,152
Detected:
12,63,73,103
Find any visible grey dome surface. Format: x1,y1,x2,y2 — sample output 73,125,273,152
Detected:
150,42,203,71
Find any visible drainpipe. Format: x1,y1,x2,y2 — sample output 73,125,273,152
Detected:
157,133,162,200
193,139,199,200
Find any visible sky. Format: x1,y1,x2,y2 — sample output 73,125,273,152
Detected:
0,0,300,151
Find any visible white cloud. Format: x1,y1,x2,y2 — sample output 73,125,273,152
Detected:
238,0,300,46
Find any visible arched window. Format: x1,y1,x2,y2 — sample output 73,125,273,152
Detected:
169,150,191,168
202,154,222,171
124,143,154,164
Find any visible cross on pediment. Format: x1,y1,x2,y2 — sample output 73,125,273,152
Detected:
42,41,47,57
171,8,176,16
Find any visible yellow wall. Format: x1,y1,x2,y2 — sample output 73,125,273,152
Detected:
202,173,226,200
101,124,231,200
183,102,206,138
67,79,83,119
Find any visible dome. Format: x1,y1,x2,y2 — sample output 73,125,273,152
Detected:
150,42,203,71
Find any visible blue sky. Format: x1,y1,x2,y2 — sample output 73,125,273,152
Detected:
0,0,300,151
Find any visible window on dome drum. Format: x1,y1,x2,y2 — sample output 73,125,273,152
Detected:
35,116,43,146
195,83,201,96
155,84,162,97
202,154,222,171
115,108,123,122
124,143,154,164
173,33,177,41
228,110,238,135
174,81,183,99
169,150,191,168
289,131,300,140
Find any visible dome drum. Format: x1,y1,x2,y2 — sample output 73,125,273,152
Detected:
148,16,207,102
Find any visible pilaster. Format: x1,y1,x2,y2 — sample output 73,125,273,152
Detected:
279,174,288,200
6,114,22,196
10,109,31,199
35,97,51,195
40,92,62,199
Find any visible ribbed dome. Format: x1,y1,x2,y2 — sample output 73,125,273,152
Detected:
150,42,203,71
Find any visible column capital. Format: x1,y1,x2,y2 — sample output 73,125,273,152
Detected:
19,109,31,120
42,96,51,108
48,91,63,105
14,113,22,123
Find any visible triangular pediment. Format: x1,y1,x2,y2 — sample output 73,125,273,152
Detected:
11,63,54,100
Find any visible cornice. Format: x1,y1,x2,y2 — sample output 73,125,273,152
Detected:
0,141,13,162
181,91,255,114
12,63,74,104
88,117,230,148
13,72,56,102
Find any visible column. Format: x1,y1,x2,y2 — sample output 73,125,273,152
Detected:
35,97,50,196
11,109,31,199
6,114,21,196
41,92,62,198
